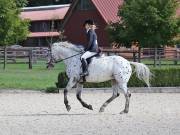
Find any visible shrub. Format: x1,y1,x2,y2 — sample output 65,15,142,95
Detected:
56,68,180,88
45,87,59,93
56,72,69,88
150,68,180,87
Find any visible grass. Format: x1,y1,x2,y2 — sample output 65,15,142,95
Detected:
0,59,179,90
0,61,65,90
141,59,180,68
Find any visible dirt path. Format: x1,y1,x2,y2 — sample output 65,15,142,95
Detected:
0,91,179,135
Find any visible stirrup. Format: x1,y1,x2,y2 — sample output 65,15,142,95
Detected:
80,71,89,76
80,72,89,77
80,73,88,83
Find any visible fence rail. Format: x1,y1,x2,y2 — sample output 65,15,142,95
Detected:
0,47,33,69
0,46,179,69
102,48,139,62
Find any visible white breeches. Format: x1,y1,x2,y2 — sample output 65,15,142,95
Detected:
81,51,97,60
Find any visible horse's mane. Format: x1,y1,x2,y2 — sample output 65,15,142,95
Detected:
53,41,84,52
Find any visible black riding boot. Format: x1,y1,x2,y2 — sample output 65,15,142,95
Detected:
81,58,89,76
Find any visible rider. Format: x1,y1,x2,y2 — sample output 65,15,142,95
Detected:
80,19,99,76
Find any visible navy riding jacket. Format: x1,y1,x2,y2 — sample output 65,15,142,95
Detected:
85,29,99,52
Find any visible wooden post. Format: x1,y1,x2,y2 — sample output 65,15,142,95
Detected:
154,47,158,67
29,49,32,69
138,46,141,62
174,49,178,65
177,50,180,65
3,46,7,70
133,52,137,62
158,50,161,67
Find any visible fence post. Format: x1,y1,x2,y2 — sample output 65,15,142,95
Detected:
177,49,180,64
174,50,178,65
133,52,137,62
158,50,161,67
3,46,7,70
138,47,141,62
154,47,158,67
29,49,32,69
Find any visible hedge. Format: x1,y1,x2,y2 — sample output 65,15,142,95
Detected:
56,67,180,88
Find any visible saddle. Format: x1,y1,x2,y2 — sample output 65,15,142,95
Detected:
86,53,101,64
86,48,102,64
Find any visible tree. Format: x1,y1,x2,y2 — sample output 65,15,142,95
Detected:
0,0,29,69
0,0,29,46
15,0,28,8
107,0,180,48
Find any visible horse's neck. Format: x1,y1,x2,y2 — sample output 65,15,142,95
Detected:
63,58,75,67
63,51,81,65
64,55,81,76
57,47,82,76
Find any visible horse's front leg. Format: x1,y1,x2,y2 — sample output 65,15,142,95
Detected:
76,83,93,110
64,77,77,112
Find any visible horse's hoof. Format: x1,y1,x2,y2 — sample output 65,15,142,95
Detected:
66,105,71,112
120,110,128,114
99,107,104,113
88,105,93,110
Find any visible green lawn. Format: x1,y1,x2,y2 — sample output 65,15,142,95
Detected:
0,61,65,90
141,59,180,68
0,59,179,90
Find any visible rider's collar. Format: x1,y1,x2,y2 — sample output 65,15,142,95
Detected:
86,28,90,33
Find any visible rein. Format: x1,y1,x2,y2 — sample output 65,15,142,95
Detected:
54,52,84,63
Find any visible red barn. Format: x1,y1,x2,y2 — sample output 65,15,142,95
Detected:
62,0,123,47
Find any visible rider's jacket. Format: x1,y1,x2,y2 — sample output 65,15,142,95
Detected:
85,29,99,53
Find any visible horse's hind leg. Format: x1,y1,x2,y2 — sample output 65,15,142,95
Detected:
99,80,119,112
76,83,93,110
119,83,131,114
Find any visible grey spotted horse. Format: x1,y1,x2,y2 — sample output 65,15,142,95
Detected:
49,41,151,114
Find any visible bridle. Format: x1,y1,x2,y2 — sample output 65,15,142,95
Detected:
46,44,84,69
52,52,84,63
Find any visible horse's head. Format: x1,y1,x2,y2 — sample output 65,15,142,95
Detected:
47,41,84,69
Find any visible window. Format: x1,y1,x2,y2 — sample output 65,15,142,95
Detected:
30,21,50,32
50,20,62,31
77,0,95,10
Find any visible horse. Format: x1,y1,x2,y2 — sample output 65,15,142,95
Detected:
49,41,151,114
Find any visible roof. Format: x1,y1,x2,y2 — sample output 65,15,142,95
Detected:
28,32,60,38
91,0,123,23
22,4,70,11
91,0,179,22
20,5,70,21
62,0,122,27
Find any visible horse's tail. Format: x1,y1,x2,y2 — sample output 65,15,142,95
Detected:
130,62,152,87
